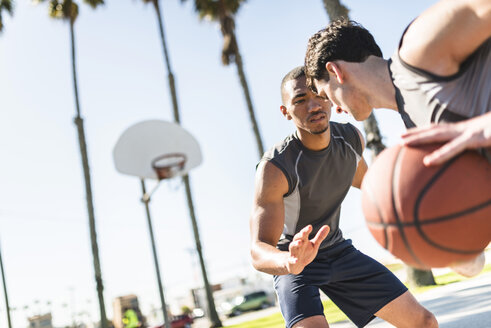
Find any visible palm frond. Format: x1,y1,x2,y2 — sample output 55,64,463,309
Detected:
0,0,14,14
83,0,103,9
47,0,78,21
37,0,102,22
0,0,14,32
181,0,246,21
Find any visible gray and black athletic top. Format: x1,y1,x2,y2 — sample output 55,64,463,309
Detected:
260,122,362,251
389,36,490,128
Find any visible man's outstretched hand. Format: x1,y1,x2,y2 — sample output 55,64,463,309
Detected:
286,225,330,275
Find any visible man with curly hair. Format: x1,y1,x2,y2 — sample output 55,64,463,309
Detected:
304,0,490,277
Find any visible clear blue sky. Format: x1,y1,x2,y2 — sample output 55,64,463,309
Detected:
0,0,438,326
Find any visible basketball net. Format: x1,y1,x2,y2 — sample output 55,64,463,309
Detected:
141,153,187,202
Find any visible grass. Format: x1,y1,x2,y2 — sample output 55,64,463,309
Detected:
225,263,491,328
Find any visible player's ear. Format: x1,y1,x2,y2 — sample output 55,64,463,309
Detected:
326,61,344,84
280,105,292,120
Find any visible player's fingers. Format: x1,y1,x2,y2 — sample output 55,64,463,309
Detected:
402,128,458,146
423,135,469,166
289,239,305,256
311,225,330,248
400,123,447,138
401,124,437,137
293,225,312,241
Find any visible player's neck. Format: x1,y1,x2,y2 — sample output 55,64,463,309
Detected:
360,56,398,111
296,127,331,151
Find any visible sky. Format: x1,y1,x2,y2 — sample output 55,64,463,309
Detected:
0,0,439,326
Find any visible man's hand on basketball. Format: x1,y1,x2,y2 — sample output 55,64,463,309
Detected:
402,113,491,166
286,225,330,275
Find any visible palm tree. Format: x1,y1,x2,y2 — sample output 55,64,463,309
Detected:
321,0,435,287
34,1,109,326
140,1,223,327
181,0,265,159
0,0,13,32
0,240,12,328
0,5,14,327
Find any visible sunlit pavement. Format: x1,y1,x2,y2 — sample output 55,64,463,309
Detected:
331,271,491,328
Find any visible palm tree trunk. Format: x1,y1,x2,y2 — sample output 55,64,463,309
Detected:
232,37,265,158
406,267,436,288
363,114,386,156
183,175,223,328
0,241,12,328
322,0,349,20
70,20,108,328
321,0,435,287
152,0,180,123
151,2,223,326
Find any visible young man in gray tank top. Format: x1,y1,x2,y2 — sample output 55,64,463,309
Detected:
249,67,437,328
304,0,490,277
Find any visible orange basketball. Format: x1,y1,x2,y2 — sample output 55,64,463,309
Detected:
361,143,491,269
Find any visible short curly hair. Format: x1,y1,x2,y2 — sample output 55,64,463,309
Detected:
305,19,382,92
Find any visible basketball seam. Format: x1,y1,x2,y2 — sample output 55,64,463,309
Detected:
413,155,486,254
392,146,425,267
366,198,491,227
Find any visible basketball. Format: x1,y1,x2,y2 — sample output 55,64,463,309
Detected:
361,143,491,269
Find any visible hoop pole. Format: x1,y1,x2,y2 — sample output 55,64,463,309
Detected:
140,179,171,328
141,182,161,203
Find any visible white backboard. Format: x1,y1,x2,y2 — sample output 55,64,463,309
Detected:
113,120,202,180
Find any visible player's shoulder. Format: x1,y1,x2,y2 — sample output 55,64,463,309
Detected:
262,133,299,162
330,121,358,137
330,121,364,155
259,133,299,195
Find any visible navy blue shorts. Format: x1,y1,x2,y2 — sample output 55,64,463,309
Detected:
273,239,407,328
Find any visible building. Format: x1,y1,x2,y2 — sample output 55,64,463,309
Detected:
28,313,53,328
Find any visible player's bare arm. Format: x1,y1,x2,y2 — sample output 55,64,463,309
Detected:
400,0,491,76
250,161,329,275
351,127,367,189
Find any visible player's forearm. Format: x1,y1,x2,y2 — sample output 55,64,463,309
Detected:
250,241,291,275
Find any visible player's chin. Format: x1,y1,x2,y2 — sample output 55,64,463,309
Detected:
311,125,329,135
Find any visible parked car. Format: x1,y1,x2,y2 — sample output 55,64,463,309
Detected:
227,291,272,317
154,314,193,328
170,315,193,328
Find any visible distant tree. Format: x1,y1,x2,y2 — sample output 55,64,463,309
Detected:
139,1,223,327
181,0,265,158
321,0,436,287
0,0,14,32
0,241,12,328
33,0,109,325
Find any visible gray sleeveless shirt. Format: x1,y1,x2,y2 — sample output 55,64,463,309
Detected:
260,122,362,251
389,37,490,128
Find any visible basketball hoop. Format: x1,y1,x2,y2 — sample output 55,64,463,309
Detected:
151,153,187,180
139,153,187,203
